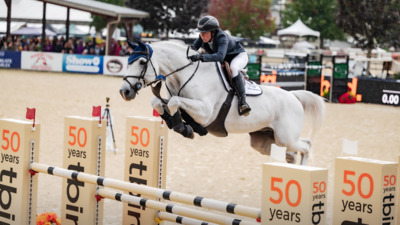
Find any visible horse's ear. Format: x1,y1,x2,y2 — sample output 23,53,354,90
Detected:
127,40,137,50
137,40,146,48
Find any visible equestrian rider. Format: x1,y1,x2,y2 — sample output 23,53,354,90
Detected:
189,15,251,116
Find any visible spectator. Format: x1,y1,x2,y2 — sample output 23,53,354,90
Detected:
1,41,8,50
54,40,63,52
14,37,23,51
43,38,53,52
0,36,5,49
62,41,73,53
94,44,101,55
23,43,29,51
119,41,129,56
89,47,96,55
109,38,118,55
75,40,85,54
7,41,16,51
99,41,106,55
29,38,38,51
52,36,59,50
21,38,27,50
59,36,66,48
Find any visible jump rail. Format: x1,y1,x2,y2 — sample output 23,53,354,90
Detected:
157,211,219,225
30,162,261,221
98,189,259,225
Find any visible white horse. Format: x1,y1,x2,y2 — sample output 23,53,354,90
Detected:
119,40,325,164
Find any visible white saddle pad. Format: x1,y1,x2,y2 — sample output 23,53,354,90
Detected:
216,62,262,96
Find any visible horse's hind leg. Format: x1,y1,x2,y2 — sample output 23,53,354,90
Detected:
286,138,311,165
249,130,274,155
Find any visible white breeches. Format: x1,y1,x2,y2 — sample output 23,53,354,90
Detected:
230,52,249,77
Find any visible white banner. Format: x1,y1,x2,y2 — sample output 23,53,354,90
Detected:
103,56,128,76
21,51,63,72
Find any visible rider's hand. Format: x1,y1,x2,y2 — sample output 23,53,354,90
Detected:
189,54,203,62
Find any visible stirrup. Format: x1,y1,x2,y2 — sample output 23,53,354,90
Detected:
238,103,251,116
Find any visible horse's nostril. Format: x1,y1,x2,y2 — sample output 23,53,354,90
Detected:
124,89,130,97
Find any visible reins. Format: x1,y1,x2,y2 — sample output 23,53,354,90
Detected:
124,44,200,104
146,61,195,86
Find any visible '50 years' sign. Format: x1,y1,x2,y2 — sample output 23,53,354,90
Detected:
262,163,328,225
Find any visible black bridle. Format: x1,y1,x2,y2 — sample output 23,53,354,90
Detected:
122,45,197,95
122,45,158,93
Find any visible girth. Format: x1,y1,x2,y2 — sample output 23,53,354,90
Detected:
205,90,234,137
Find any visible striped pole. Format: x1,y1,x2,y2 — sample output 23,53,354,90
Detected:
30,163,261,220
98,189,259,225
157,212,219,225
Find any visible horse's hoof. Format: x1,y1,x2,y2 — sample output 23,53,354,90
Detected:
182,125,194,139
286,152,297,164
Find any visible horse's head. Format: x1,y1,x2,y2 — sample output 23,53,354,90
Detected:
119,40,158,101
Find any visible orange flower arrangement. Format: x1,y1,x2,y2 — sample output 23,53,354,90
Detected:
36,212,61,225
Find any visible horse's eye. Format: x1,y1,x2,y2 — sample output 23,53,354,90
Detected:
139,60,147,65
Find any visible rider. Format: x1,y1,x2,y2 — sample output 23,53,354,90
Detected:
189,15,251,116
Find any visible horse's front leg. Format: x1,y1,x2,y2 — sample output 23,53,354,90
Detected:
166,96,212,138
152,97,197,139
167,96,212,125
151,97,173,129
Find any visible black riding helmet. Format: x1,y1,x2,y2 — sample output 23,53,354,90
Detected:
196,15,219,32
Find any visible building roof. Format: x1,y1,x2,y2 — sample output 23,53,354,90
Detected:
0,0,92,25
37,0,149,19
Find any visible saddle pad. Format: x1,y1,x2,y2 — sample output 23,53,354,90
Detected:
216,62,263,96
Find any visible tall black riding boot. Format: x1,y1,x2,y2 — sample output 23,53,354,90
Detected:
232,74,251,116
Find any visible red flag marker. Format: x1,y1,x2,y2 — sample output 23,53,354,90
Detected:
153,109,160,117
26,108,36,128
92,106,101,124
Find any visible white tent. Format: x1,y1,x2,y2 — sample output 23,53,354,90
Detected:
277,19,320,37
259,36,280,46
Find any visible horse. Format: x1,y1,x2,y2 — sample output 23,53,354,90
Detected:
119,40,325,164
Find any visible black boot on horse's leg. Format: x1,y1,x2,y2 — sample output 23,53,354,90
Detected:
171,111,194,139
160,113,173,129
232,74,251,116
180,110,208,136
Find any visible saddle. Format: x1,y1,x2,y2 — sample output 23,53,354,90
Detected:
217,62,262,96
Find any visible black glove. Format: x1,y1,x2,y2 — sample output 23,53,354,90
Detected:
189,54,203,62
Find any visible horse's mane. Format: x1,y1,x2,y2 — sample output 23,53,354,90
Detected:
152,40,188,49
151,40,192,57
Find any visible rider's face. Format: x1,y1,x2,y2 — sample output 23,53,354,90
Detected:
200,32,212,42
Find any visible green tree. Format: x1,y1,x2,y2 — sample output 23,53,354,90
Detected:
125,0,208,38
282,0,345,48
336,0,400,56
208,0,276,40
91,0,125,32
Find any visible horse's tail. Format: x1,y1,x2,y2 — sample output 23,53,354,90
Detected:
291,90,326,139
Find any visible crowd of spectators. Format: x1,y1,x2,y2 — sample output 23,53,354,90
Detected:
0,35,130,56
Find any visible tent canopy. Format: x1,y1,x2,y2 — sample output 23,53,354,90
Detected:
12,26,57,36
259,36,280,45
293,41,316,49
277,19,320,37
